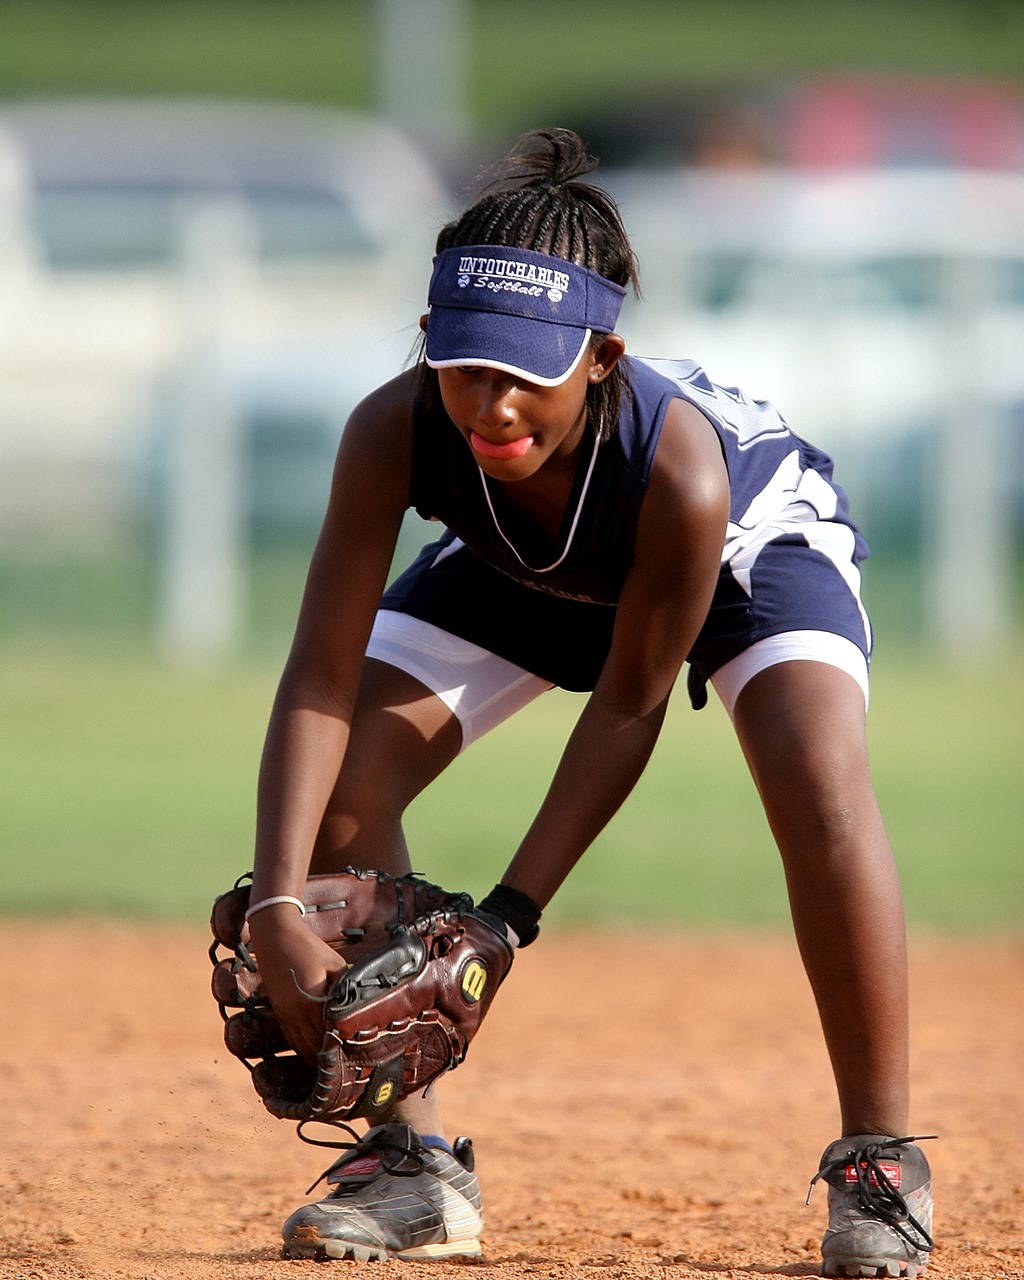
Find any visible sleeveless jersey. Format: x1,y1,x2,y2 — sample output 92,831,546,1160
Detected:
383,356,871,692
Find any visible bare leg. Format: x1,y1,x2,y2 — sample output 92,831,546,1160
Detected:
310,657,463,877
310,657,464,1139
731,660,909,1138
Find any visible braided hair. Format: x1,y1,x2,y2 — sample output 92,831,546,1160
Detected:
422,129,640,441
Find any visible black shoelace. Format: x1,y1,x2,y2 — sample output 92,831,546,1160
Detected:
807,1135,937,1254
297,1119,428,1194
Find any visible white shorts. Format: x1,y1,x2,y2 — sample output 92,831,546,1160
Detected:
366,612,553,748
366,612,868,750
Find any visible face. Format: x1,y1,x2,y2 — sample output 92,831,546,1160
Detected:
421,319,625,482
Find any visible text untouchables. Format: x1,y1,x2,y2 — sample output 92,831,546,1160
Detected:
457,255,571,294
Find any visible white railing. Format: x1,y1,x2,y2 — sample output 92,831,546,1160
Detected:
2,159,1021,655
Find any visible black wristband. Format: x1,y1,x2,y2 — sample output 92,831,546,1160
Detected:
477,883,542,947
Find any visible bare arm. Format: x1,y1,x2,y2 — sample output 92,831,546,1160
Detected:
500,399,730,907
245,370,416,1060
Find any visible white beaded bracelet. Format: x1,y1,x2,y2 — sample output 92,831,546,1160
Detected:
244,894,307,923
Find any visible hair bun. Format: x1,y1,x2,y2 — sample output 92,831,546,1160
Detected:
435,126,640,296
491,128,598,191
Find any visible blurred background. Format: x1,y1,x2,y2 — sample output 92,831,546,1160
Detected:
1,0,1021,926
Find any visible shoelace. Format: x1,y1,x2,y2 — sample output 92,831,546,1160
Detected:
807,1135,937,1254
297,1120,428,1194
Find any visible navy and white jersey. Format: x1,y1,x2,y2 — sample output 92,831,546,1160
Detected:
381,356,872,693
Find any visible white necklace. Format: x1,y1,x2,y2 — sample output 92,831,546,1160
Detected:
476,431,601,574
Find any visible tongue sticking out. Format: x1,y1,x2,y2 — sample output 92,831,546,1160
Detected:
470,431,534,460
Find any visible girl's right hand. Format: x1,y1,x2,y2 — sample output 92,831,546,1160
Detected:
246,908,348,1065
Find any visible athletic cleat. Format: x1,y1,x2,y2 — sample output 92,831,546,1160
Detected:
809,1134,936,1278
281,1119,483,1261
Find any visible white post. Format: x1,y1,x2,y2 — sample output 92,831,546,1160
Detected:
160,199,251,662
375,0,469,157
929,254,1013,650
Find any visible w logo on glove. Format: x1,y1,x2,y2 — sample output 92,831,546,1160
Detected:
210,869,515,1126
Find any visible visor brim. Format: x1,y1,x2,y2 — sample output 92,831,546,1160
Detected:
424,310,591,386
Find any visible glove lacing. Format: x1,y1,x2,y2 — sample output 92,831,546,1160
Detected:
807,1134,937,1255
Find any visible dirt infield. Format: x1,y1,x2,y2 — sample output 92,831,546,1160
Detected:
2,924,1021,1280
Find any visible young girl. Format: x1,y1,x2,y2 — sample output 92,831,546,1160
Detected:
245,129,934,1276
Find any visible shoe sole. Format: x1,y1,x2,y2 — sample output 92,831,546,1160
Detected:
284,1227,483,1263
823,1259,928,1277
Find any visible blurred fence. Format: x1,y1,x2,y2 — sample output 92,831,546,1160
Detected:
605,166,1024,651
0,99,450,657
1,99,1022,660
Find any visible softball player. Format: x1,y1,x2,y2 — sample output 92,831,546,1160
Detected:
245,128,934,1275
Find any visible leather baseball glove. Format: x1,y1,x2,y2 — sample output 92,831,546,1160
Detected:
210,869,515,1125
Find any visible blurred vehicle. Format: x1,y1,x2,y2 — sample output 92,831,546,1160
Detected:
604,166,1024,439
3,92,1020,649
600,163,1024,644
0,98,452,546
570,74,1024,172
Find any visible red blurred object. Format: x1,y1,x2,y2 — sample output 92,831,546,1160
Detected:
785,76,1024,171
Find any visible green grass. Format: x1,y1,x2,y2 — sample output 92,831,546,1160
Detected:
0,0,1020,128
865,648,1024,930
0,0,1019,929
2,634,1020,931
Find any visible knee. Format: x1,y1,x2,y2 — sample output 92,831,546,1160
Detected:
323,754,407,836
761,745,886,866
784,785,863,854
312,765,411,875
